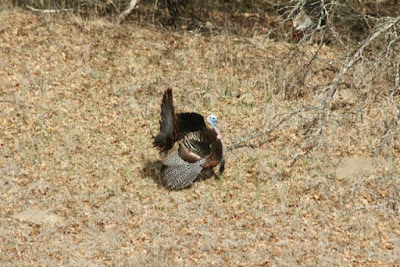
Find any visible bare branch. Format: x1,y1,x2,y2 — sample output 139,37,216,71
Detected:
391,57,400,98
298,31,326,86
225,105,319,154
26,5,73,13
118,0,140,24
221,15,400,169
286,16,400,165
323,16,400,104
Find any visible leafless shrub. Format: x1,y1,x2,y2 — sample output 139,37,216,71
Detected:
225,13,400,165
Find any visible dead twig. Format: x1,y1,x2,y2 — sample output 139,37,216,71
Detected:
298,30,326,86
225,105,320,154
390,56,400,98
26,5,73,13
356,203,388,211
375,104,400,153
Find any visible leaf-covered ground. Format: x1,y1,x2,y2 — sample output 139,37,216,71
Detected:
1,9,399,265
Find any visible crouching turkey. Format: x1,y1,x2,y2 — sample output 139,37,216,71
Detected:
153,88,223,190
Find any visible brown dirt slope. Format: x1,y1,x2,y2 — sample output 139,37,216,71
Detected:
1,9,399,265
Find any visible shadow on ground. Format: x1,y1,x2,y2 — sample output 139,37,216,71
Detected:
142,160,163,187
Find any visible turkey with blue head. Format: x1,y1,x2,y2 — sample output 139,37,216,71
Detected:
153,88,224,190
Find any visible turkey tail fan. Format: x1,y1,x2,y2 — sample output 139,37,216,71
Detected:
162,150,206,190
153,88,179,151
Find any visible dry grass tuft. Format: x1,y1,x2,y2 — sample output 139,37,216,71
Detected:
0,9,399,265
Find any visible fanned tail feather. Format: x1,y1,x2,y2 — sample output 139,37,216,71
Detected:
153,88,178,151
162,151,206,190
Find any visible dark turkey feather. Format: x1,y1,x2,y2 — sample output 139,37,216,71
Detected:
153,89,178,151
177,112,206,137
153,88,224,190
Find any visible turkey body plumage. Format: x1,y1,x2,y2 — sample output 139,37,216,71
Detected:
153,89,223,190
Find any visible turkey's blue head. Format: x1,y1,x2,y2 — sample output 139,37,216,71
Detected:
207,115,222,140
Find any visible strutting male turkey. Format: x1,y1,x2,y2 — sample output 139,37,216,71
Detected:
153,89,224,190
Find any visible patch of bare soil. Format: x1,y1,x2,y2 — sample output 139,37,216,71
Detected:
1,9,399,265
12,209,64,225
332,157,390,178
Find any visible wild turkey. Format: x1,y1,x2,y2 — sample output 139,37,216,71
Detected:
153,88,223,190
